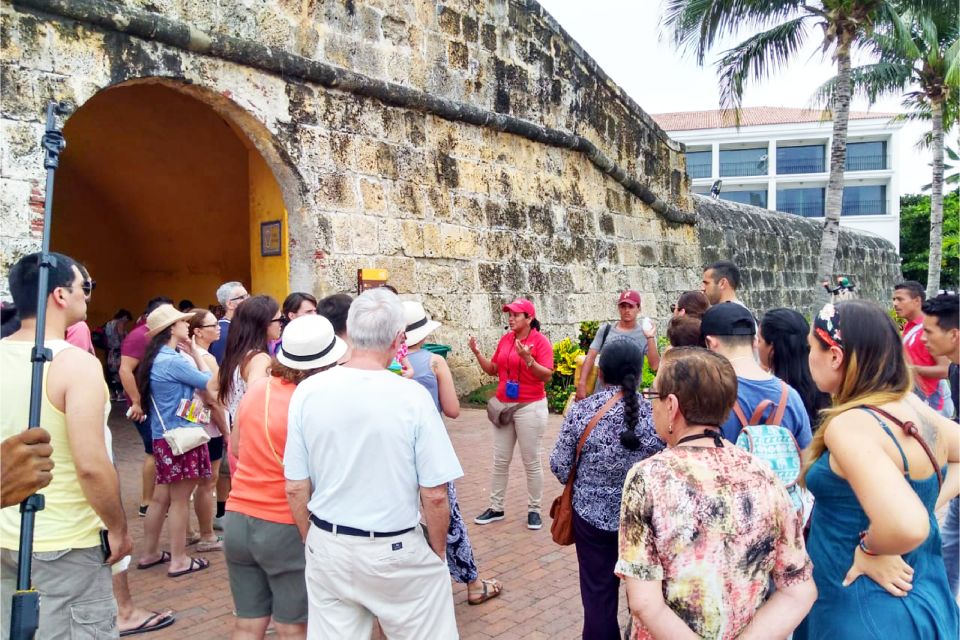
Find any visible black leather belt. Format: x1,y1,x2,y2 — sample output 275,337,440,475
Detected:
309,514,414,538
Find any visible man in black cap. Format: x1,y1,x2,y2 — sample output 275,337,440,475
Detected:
701,303,812,448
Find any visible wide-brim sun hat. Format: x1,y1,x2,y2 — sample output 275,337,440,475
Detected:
276,314,347,370
403,300,441,346
146,304,195,337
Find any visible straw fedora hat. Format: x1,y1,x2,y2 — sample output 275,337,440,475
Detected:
146,304,194,337
403,300,441,346
276,314,347,370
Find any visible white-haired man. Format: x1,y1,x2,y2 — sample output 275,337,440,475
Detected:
285,288,463,639
208,281,248,364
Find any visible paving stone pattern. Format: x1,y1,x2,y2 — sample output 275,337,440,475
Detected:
116,404,628,639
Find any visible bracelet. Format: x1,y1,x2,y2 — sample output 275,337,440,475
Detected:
858,531,878,556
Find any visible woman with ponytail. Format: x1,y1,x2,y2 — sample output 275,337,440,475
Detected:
550,338,663,640
798,300,958,639
758,308,831,431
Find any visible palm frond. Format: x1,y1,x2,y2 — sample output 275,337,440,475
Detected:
715,17,809,113
661,0,805,65
945,38,960,88
809,61,914,109
873,2,922,60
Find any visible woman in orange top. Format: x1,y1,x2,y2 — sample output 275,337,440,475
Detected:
224,314,346,640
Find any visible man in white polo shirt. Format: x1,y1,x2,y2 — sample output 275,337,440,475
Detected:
284,287,463,639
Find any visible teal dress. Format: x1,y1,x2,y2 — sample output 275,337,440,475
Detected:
801,409,958,638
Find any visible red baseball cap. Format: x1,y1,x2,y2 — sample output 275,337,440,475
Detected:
502,298,536,318
618,290,641,306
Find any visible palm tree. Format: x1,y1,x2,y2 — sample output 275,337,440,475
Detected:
663,0,918,293
812,6,959,296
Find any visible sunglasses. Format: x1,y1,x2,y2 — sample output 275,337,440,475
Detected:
82,279,96,296
639,389,664,401
670,304,677,313
269,317,283,324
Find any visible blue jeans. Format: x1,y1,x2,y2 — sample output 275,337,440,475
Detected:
944,496,959,597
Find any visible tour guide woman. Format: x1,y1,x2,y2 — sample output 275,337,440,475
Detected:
617,347,816,639
469,298,553,530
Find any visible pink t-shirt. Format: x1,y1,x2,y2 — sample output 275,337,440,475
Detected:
491,329,553,403
65,322,94,354
121,322,149,360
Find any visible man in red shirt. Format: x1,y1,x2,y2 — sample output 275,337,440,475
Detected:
893,281,950,413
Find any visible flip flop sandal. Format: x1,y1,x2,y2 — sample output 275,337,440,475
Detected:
167,557,210,578
467,579,503,605
195,536,224,552
135,551,170,570
119,611,175,637
185,533,202,546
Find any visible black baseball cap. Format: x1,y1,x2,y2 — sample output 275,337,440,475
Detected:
700,302,756,337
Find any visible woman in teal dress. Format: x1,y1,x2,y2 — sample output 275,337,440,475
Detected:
799,300,959,638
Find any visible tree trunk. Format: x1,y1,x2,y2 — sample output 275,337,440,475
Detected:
816,33,853,294
926,98,945,298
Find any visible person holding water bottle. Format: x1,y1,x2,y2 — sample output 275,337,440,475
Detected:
469,298,554,531
576,290,660,401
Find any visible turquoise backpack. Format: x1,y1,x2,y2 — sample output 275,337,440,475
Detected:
734,382,812,522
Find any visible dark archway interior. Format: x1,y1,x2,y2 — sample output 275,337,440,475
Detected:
51,83,255,325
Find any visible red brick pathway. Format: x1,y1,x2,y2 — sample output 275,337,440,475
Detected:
115,404,628,639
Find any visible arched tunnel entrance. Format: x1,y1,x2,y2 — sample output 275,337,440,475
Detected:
51,81,290,326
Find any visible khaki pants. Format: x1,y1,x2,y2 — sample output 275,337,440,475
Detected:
303,524,458,640
488,398,548,514
1,546,116,640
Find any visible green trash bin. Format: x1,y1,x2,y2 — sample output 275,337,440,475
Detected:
423,343,451,359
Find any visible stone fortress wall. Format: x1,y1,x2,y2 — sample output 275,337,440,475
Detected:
1,0,900,392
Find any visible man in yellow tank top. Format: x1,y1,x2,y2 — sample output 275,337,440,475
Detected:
0,252,132,639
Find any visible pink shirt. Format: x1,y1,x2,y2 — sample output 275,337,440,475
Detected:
491,329,553,403
65,322,94,354
121,322,149,360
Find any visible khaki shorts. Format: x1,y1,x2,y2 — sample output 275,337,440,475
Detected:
1,546,116,640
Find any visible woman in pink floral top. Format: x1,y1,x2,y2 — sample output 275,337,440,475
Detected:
616,347,816,639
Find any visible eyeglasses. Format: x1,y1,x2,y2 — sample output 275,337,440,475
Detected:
639,389,664,401
269,317,283,324
229,293,249,303
670,304,677,313
200,323,219,329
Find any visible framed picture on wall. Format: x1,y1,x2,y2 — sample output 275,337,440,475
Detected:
260,220,282,257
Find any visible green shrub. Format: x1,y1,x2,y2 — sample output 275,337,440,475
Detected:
545,337,583,413
578,320,600,351
463,383,497,406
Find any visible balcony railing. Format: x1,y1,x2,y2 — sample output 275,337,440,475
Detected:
779,201,824,217
842,199,886,216
845,156,886,171
777,159,825,174
688,163,712,179
719,160,768,177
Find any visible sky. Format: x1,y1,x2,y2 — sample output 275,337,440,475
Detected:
537,0,941,194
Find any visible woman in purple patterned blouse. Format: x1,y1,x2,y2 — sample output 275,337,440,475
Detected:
550,338,664,640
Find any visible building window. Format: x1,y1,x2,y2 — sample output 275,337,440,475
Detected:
719,147,768,177
777,145,825,174
687,150,712,179
846,141,887,171
777,187,825,217
842,185,886,215
719,189,768,208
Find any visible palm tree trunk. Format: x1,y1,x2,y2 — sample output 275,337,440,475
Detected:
926,97,945,298
816,33,854,293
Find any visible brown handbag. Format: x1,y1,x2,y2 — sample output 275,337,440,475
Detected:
550,391,623,546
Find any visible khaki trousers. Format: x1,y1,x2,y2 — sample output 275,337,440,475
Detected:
488,398,548,513
303,524,458,640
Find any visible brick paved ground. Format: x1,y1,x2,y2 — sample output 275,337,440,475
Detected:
115,404,629,639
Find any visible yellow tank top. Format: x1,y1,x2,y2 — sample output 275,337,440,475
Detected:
0,339,107,551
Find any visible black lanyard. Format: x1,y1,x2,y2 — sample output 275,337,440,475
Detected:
676,430,724,447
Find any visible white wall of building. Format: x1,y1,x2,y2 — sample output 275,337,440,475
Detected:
667,118,902,251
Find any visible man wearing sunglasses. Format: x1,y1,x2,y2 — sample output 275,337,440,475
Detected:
209,281,249,365
64,265,97,355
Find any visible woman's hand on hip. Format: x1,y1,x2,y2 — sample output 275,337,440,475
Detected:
843,546,914,597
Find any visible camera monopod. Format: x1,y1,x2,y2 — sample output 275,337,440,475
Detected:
10,100,71,640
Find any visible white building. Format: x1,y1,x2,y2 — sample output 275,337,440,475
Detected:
652,107,904,251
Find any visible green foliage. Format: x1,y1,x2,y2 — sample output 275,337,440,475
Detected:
889,307,907,332
641,337,670,390
900,191,959,289
463,383,497,406
546,337,584,413
578,321,600,351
